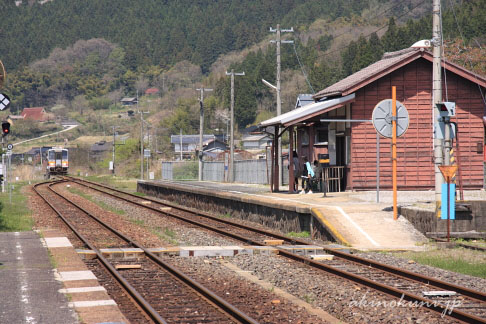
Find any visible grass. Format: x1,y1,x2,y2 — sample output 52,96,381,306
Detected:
152,226,178,245
83,175,138,192
392,248,486,278
66,186,126,215
0,181,33,231
303,294,314,304
219,212,232,219
287,231,310,238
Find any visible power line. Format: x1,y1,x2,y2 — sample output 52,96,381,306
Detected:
292,42,315,94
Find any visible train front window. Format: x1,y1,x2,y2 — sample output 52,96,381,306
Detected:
49,151,55,160
62,151,68,159
55,152,62,160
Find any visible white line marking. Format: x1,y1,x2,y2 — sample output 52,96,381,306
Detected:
334,206,380,247
69,300,117,308
44,237,73,248
59,271,97,281
59,286,106,294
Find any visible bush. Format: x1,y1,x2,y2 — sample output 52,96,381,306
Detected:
89,97,111,110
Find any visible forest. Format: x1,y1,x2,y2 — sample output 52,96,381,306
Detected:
1,0,485,145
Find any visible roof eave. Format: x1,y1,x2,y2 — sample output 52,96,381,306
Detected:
342,52,424,96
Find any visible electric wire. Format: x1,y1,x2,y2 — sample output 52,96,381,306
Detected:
292,42,315,94
289,0,428,94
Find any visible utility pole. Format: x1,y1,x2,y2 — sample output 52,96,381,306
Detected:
196,87,213,181
180,128,183,160
111,126,123,176
225,69,245,182
270,24,293,189
138,109,149,180
112,126,117,175
432,0,444,204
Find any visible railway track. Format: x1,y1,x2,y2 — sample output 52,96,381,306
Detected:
432,237,486,252
34,180,258,324
67,176,486,323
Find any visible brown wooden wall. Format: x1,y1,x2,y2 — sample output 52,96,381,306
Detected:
350,58,485,190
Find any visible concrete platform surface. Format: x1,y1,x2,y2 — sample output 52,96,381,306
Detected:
0,231,79,324
143,180,486,250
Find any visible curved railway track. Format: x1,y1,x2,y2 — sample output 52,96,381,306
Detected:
34,180,258,324
66,176,486,323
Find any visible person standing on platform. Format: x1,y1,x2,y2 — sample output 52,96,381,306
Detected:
291,151,300,193
300,156,314,194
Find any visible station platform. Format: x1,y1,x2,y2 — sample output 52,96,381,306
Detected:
0,230,128,324
139,180,446,250
0,231,78,324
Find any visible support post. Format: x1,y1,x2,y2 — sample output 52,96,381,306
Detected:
433,0,444,206
274,129,279,191
289,126,294,193
447,177,451,242
376,132,380,203
392,86,398,220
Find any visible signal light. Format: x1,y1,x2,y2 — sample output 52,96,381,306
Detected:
437,102,456,117
1,121,10,136
0,174,3,184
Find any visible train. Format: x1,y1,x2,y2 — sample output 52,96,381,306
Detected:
45,147,69,178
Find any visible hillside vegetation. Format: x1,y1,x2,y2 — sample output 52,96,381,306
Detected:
1,0,485,178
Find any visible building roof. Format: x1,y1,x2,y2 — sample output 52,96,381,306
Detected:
170,135,216,144
8,115,24,120
21,107,46,120
260,94,355,127
145,88,159,95
241,125,260,134
313,47,486,100
121,97,137,102
241,134,271,141
295,94,315,109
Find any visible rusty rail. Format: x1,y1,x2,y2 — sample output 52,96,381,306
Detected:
35,180,258,324
67,176,486,323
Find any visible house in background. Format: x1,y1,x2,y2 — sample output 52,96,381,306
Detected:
170,134,216,159
241,133,272,151
21,107,48,121
295,94,314,109
121,97,138,106
145,88,160,96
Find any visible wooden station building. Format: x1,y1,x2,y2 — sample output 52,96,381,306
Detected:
260,47,486,191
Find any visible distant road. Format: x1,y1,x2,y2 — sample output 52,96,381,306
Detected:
12,124,79,147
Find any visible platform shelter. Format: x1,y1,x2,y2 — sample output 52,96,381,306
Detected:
260,47,486,192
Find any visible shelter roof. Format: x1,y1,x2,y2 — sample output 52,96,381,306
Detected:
260,94,355,127
313,47,486,100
